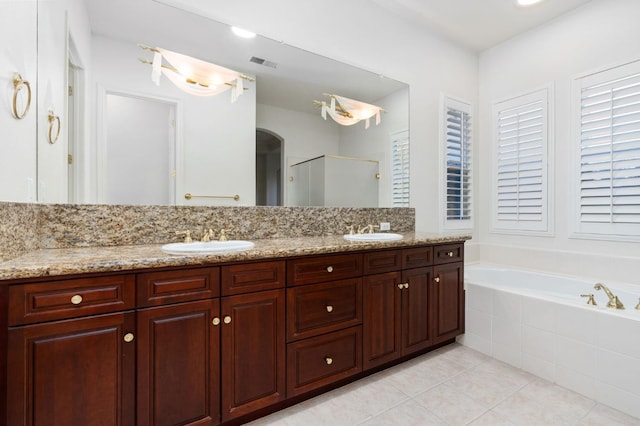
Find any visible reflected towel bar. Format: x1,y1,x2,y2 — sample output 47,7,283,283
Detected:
184,193,240,201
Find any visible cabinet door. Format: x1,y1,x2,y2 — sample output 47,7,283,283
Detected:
137,300,220,426
363,272,402,370
433,262,464,343
7,312,136,426
221,289,286,422
401,267,433,356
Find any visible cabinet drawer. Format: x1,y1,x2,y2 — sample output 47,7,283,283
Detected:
364,250,402,275
287,278,362,342
402,247,433,269
137,267,219,307
286,326,362,397
221,260,285,296
434,244,464,264
287,253,363,286
8,275,135,325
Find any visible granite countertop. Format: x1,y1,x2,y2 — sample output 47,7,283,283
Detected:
0,232,471,281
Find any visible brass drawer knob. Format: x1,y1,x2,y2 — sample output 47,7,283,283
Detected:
325,357,333,365
70,294,83,305
434,277,441,283
223,316,232,324
404,283,409,289
397,283,404,289
326,305,334,313
123,333,134,343
212,317,221,326
447,251,454,257
326,266,334,273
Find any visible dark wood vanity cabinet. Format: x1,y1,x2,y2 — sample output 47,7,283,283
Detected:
3,241,464,425
363,244,464,370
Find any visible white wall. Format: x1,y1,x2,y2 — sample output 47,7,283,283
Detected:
92,35,256,206
37,0,68,203
256,103,340,205
475,0,640,283
179,0,479,231
0,1,37,202
338,87,410,207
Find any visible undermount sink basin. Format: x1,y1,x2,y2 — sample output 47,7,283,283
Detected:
162,240,255,255
343,233,403,242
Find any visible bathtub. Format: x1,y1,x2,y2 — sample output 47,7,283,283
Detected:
460,264,640,419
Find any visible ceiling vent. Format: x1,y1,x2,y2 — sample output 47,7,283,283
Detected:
250,56,278,69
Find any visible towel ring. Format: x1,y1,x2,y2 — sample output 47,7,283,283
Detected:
48,110,61,144
11,73,32,119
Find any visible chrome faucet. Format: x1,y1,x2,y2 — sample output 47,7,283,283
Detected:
594,283,625,309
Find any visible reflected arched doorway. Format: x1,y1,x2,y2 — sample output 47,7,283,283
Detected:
256,129,283,206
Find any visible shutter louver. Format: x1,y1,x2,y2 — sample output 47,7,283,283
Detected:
446,107,472,221
392,132,410,207
579,71,640,227
493,88,548,232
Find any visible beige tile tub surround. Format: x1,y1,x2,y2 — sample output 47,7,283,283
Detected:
0,202,415,262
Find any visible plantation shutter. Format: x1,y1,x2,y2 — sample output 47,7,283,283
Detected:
444,98,472,228
578,66,640,232
392,131,410,207
493,89,548,232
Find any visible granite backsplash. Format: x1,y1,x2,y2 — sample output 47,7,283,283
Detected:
0,202,414,262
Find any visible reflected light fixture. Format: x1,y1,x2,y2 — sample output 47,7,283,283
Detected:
231,26,257,39
314,93,385,129
139,44,254,102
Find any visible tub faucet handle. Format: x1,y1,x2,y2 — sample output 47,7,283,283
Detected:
580,294,597,306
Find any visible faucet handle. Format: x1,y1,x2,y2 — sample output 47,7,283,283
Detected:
218,228,231,241
635,297,640,310
346,225,355,235
175,230,192,243
580,294,597,306
201,229,211,242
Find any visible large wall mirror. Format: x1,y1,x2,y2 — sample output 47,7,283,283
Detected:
0,0,409,208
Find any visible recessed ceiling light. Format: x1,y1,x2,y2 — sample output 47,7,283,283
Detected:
231,26,256,39
516,0,544,6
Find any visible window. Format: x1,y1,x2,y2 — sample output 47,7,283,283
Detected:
391,130,410,207
492,87,550,233
442,97,472,230
574,60,640,238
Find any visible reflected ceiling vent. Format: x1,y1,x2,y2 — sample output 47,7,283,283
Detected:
250,56,278,69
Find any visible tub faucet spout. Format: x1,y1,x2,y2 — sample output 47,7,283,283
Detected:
594,283,625,309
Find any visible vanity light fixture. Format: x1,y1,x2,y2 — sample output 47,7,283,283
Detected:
516,0,544,6
314,93,385,129
231,26,256,39
138,44,255,102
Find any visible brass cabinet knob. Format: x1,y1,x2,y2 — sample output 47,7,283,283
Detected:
70,295,83,305
326,305,334,313
326,266,334,273
325,357,333,365
434,277,441,283
397,283,404,289
447,251,454,257
223,316,232,324
123,333,134,343
404,283,409,289
212,317,221,326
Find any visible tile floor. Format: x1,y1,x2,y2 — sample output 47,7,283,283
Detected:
248,343,640,425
